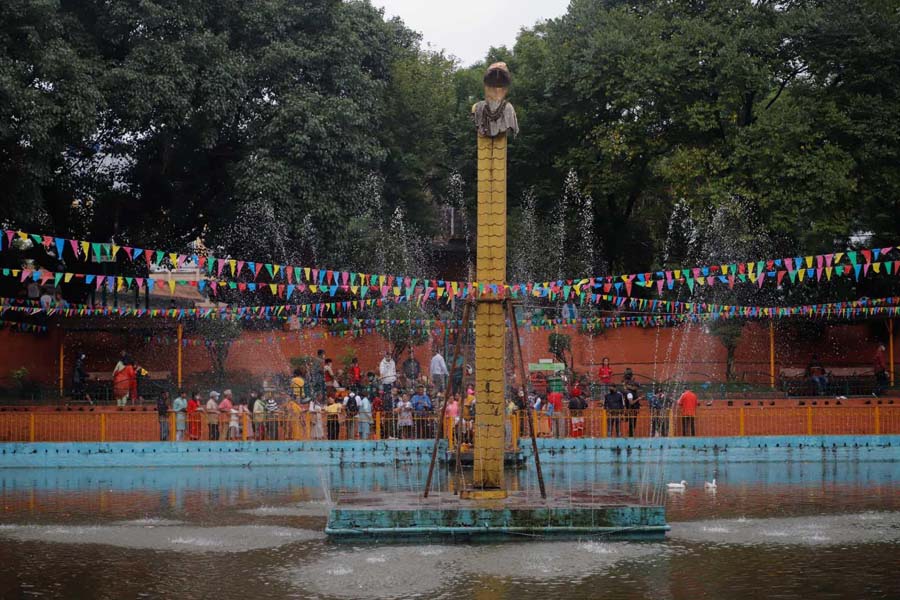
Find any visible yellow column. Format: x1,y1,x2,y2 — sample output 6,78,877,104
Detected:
177,323,184,388
806,406,813,435
874,405,881,435
739,407,746,436
58,337,65,398
769,321,776,389
100,413,107,442
472,131,507,492
29,413,35,442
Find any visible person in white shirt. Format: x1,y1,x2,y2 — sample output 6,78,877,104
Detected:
39,288,54,311
356,395,373,440
430,350,449,392
205,391,221,440
379,351,397,396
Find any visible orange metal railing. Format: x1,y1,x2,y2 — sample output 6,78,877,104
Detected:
0,406,898,443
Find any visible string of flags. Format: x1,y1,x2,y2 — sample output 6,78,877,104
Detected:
3,294,899,322
3,228,900,299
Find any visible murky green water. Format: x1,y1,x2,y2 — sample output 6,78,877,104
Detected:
0,460,898,599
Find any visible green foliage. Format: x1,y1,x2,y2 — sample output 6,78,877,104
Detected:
289,355,315,374
504,0,900,277
375,305,431,360
706,319,747,382
548,333,572,370
2,0,900,307
194,318,243,384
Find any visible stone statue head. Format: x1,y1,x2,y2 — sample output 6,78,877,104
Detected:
483,62,511,102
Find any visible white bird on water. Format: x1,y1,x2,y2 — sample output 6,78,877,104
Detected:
667,480,687,490
705,478,717,490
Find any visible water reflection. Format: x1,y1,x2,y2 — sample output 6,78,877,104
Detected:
0,461,897,599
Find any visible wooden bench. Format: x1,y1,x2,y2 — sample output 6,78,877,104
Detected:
86,370,171,382
779,366,876,396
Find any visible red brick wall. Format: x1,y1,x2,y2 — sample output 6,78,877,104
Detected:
1,320,895,387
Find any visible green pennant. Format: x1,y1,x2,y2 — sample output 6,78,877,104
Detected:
155,250,164,265
91,242,102,259
788,270,797,283
685,276,695,292
207,256,215,274
848,251,857,265
265,263,274,278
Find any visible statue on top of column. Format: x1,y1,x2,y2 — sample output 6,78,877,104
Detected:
472,62,519,138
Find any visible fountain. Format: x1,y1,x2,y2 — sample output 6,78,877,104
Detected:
325,62,669,541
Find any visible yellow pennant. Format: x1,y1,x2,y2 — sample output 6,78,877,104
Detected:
168,280,176,295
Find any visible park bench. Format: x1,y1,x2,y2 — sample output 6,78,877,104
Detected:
778,366,876,397
80,370,172,403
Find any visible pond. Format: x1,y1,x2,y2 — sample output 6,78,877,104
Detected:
0,459,898,599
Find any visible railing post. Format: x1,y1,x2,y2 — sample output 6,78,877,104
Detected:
169,412,175,442
600,409,607,438
100,413,107,442
739,407,746,437
874,405,881,435
806,406,813,436
375,411,381,440
29,413,35,443
769,321,776,389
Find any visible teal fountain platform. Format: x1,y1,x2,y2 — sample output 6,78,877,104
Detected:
325,489,668,542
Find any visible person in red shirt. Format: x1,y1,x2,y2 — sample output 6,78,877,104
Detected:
547,390,564,438
597,357,613,396
349,357,362,393
677,389,698,436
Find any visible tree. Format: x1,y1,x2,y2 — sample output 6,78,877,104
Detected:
194,318,243,385
548,333,572,372
375,305,431,360
706,319,746,382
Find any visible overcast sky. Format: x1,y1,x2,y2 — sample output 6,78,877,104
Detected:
370,0,571,66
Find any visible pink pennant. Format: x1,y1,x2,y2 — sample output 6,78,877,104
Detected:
825,254,833,267
69,239,80,257
4,230,14,247
123,246,133,259
236,260,245,276
216,258,226,276
656,280,664,295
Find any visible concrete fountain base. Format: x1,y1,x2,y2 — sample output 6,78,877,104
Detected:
325,489,669,542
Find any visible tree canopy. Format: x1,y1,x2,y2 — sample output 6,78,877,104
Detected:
2,0,900,305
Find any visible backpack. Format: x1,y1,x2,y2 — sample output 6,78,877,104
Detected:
346,395,359,416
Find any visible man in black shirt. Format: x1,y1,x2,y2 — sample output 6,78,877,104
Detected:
604,384,625,437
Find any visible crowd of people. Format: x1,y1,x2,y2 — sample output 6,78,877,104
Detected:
142,348,702,442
